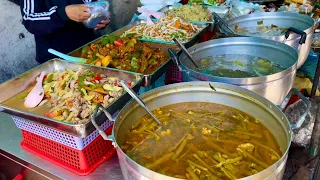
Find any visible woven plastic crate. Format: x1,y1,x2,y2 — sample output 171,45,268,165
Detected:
21,126,115,176
13,116,113,150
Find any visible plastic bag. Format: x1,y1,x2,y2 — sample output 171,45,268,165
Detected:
294,77,320,96
285,99,318,147
83,0,110,29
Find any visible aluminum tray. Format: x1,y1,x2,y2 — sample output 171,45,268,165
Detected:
69,21,187,86
0,59,143,138
157,5,214,25
124,20,209,47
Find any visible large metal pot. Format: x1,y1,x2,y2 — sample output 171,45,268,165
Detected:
93,82,309,180
169,37,302,106
224,12,315,68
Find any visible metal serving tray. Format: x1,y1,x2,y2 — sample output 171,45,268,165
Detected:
69,21,188,86
124,20,209,47
158,5,214,25
0,59,143,138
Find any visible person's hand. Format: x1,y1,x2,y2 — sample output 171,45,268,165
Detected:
95,18,111,30
95,11,111,30
65,4,91,22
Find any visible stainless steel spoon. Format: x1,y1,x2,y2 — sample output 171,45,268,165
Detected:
120,80,162,125
173,38,200,68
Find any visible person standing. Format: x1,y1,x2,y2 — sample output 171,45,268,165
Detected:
20,0,110,63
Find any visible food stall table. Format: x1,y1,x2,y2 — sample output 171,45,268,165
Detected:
0,112,124,180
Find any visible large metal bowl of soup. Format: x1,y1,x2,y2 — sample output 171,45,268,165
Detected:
225,12,314,68
94,82,308,180
169,37,300,106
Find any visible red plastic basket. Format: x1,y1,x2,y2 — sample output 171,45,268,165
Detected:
20,126,116,176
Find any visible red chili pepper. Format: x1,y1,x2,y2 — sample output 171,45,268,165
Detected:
114,41,124,47
94,74,102,81
127,82,133,87
44,112,58,118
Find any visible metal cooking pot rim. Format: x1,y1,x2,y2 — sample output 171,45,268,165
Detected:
111,82,293,180
179,37,298,85
227,12,315,39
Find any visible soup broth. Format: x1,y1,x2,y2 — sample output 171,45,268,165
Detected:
121,102,282,180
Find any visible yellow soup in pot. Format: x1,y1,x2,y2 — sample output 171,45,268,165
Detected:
121,102,282,180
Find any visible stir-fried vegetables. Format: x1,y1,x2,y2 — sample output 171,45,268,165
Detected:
122,16,201,43
122,102,282,179
78,36,167,74
165,5,213,22
39,69,130,124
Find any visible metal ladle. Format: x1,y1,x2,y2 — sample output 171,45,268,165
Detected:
212,12,236,34
173,38,200,68
120,80,162,125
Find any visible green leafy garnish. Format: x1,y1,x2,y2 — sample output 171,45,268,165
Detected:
39,92,43,96
257,20,264,25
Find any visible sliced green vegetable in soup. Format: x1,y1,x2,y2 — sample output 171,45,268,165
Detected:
121,102,282,180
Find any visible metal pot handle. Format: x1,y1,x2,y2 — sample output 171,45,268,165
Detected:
91,104,116,142
283,27,307,51
168,48,182,71
280,88,311,129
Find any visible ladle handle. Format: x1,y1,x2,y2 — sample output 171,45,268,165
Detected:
173,39,199,68
284,27,307,46
91,104,115,141
120,80,162,125
168,48,182,71
213,12,236,34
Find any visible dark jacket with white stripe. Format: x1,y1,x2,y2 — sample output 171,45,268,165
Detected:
20,0,97,63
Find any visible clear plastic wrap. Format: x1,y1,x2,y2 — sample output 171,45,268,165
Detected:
83,0,110,29
285,99,318,147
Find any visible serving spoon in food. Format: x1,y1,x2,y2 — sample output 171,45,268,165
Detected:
24,71,47,108
173,38,200,68
48,48,87,64
120,80,162,125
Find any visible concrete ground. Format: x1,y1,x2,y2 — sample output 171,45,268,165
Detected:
0,0,39,83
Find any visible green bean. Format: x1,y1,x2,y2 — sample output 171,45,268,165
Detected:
176,148,191,162
209,138,243,145
172,136,190,160
215,156,243,168
237,148,269,169
209,175,219,180
144,129,160,141
220,167,237,180
187,159,208,171
186,167,200,180
248,162,264,172
193,154,215,173
203,137,233,157
250,139,281,160
213,154,236,172
264,130,278,150
131,118,145,129
145,152,174,169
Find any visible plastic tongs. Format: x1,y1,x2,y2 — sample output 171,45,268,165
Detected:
137,7,164,26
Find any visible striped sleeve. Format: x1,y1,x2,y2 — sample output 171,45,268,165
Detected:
20,0,69,36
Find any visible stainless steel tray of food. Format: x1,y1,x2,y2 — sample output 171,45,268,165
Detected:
119,19,209,48
0,59,143,138
157,5,214,25
69,21,184,87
